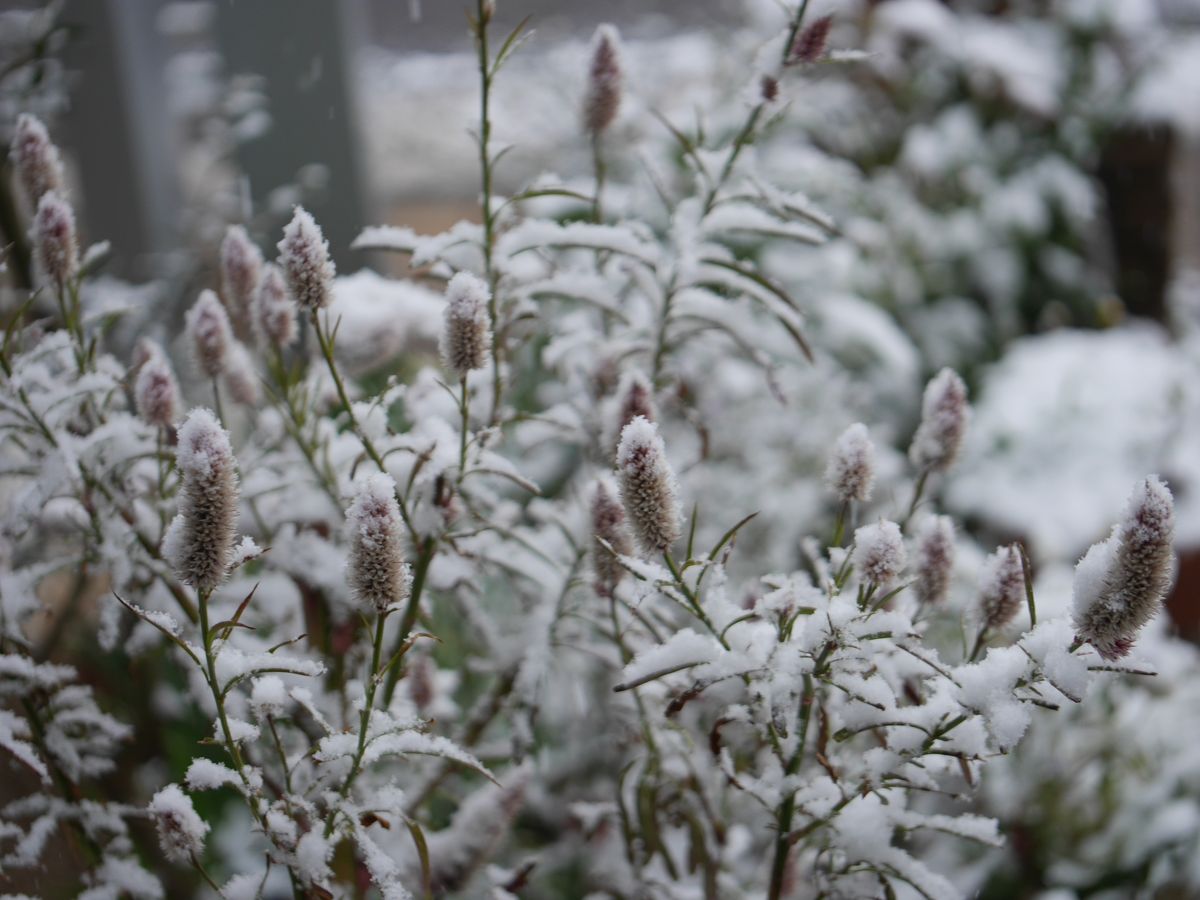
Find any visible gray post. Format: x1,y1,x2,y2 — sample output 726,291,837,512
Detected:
213,0,372,268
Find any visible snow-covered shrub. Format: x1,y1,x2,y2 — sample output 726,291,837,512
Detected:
0,3,1193,898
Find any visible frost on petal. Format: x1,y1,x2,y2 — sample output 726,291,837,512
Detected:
135,352,182,429
277,206,335,311
185,290,233,379
346,473,411,613
168,408,239,590
909,368,969,472
10,113,65,205
1073,476,1174,660
978,544,1025,630
148,784,209,863
825,422,875,503
440,271,491,376
219,225,263,321
913,515,955,606
31,192,78,286
616,416,681,556
852,520,906,587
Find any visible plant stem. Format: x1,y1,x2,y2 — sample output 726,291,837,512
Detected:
326,610,389,837
768,640,830,900
458,377,470,481
381,538,434,706
474,0,503,425
592,131,607,223
211,377,226,425
903,468,931,527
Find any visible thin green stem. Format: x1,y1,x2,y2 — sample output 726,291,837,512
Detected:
381,538,434,706
325,610,389,838
457,377,470,481
310,311,419,542
591,131,607,223
768,639,831,900
474,0,503,425
211,377,226,425
903,468,931,527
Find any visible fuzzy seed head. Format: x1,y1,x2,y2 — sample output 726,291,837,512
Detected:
584,25,623,135
277,206,335,311
760,75,780,103
852,520,906,587
789,15,833,65
186,290,233,379
913,516,955,606
826,423,876,504
909,368,970,472
135,350,182,429
149,784,209,864
616,416,681,556
1073,476,1175,660
591,479,634,597
222,340,260,407
346,473,411,614
252,264,298,349
10,113,64,205
164,408,239,591
610,370,657,459
440,271,492,377
220,225,263,320
31,191,78,286
979,544,1025,630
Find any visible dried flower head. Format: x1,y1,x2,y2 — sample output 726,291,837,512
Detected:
31,191,78,286
346,473,411,614
760,74,780,103
149,784,209,864
135,350,182,429
913,516,955,606
616,416,681,556
252,263,298,349
610,370,657,459
979,544,1025,630
222,340,260,407
440,271,492,376
186,290,233,379
220,225,263,322
591,478,635,597
825,423,875,504
852,520,906,587
1073,476,1175,660
788,15,833,65
10,113,64,206
277,206,335,311
163,408,239,591
584,25,623,135
909,368,970,472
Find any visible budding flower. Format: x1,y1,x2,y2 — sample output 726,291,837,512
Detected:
222,340,261,407
825,423,875,504
251,263,298,349
185,290,233,379
440,271,492,377
1073,476,1175,660
913,516,955,606
346,473,411,614
591,479,634,597
163,408,239,591
220,225,263,323
31,191,78,287
609,370,656,459
978,544,1024,630
852,520,906,588
909,368,970,473
135,348,182,429
616,416,681,556
788,15,833,65
583,25,623,136
149,784,209,864
10,113,64,205
277,206,335,311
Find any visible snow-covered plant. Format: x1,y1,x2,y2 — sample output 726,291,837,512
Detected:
0,4,1190,898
